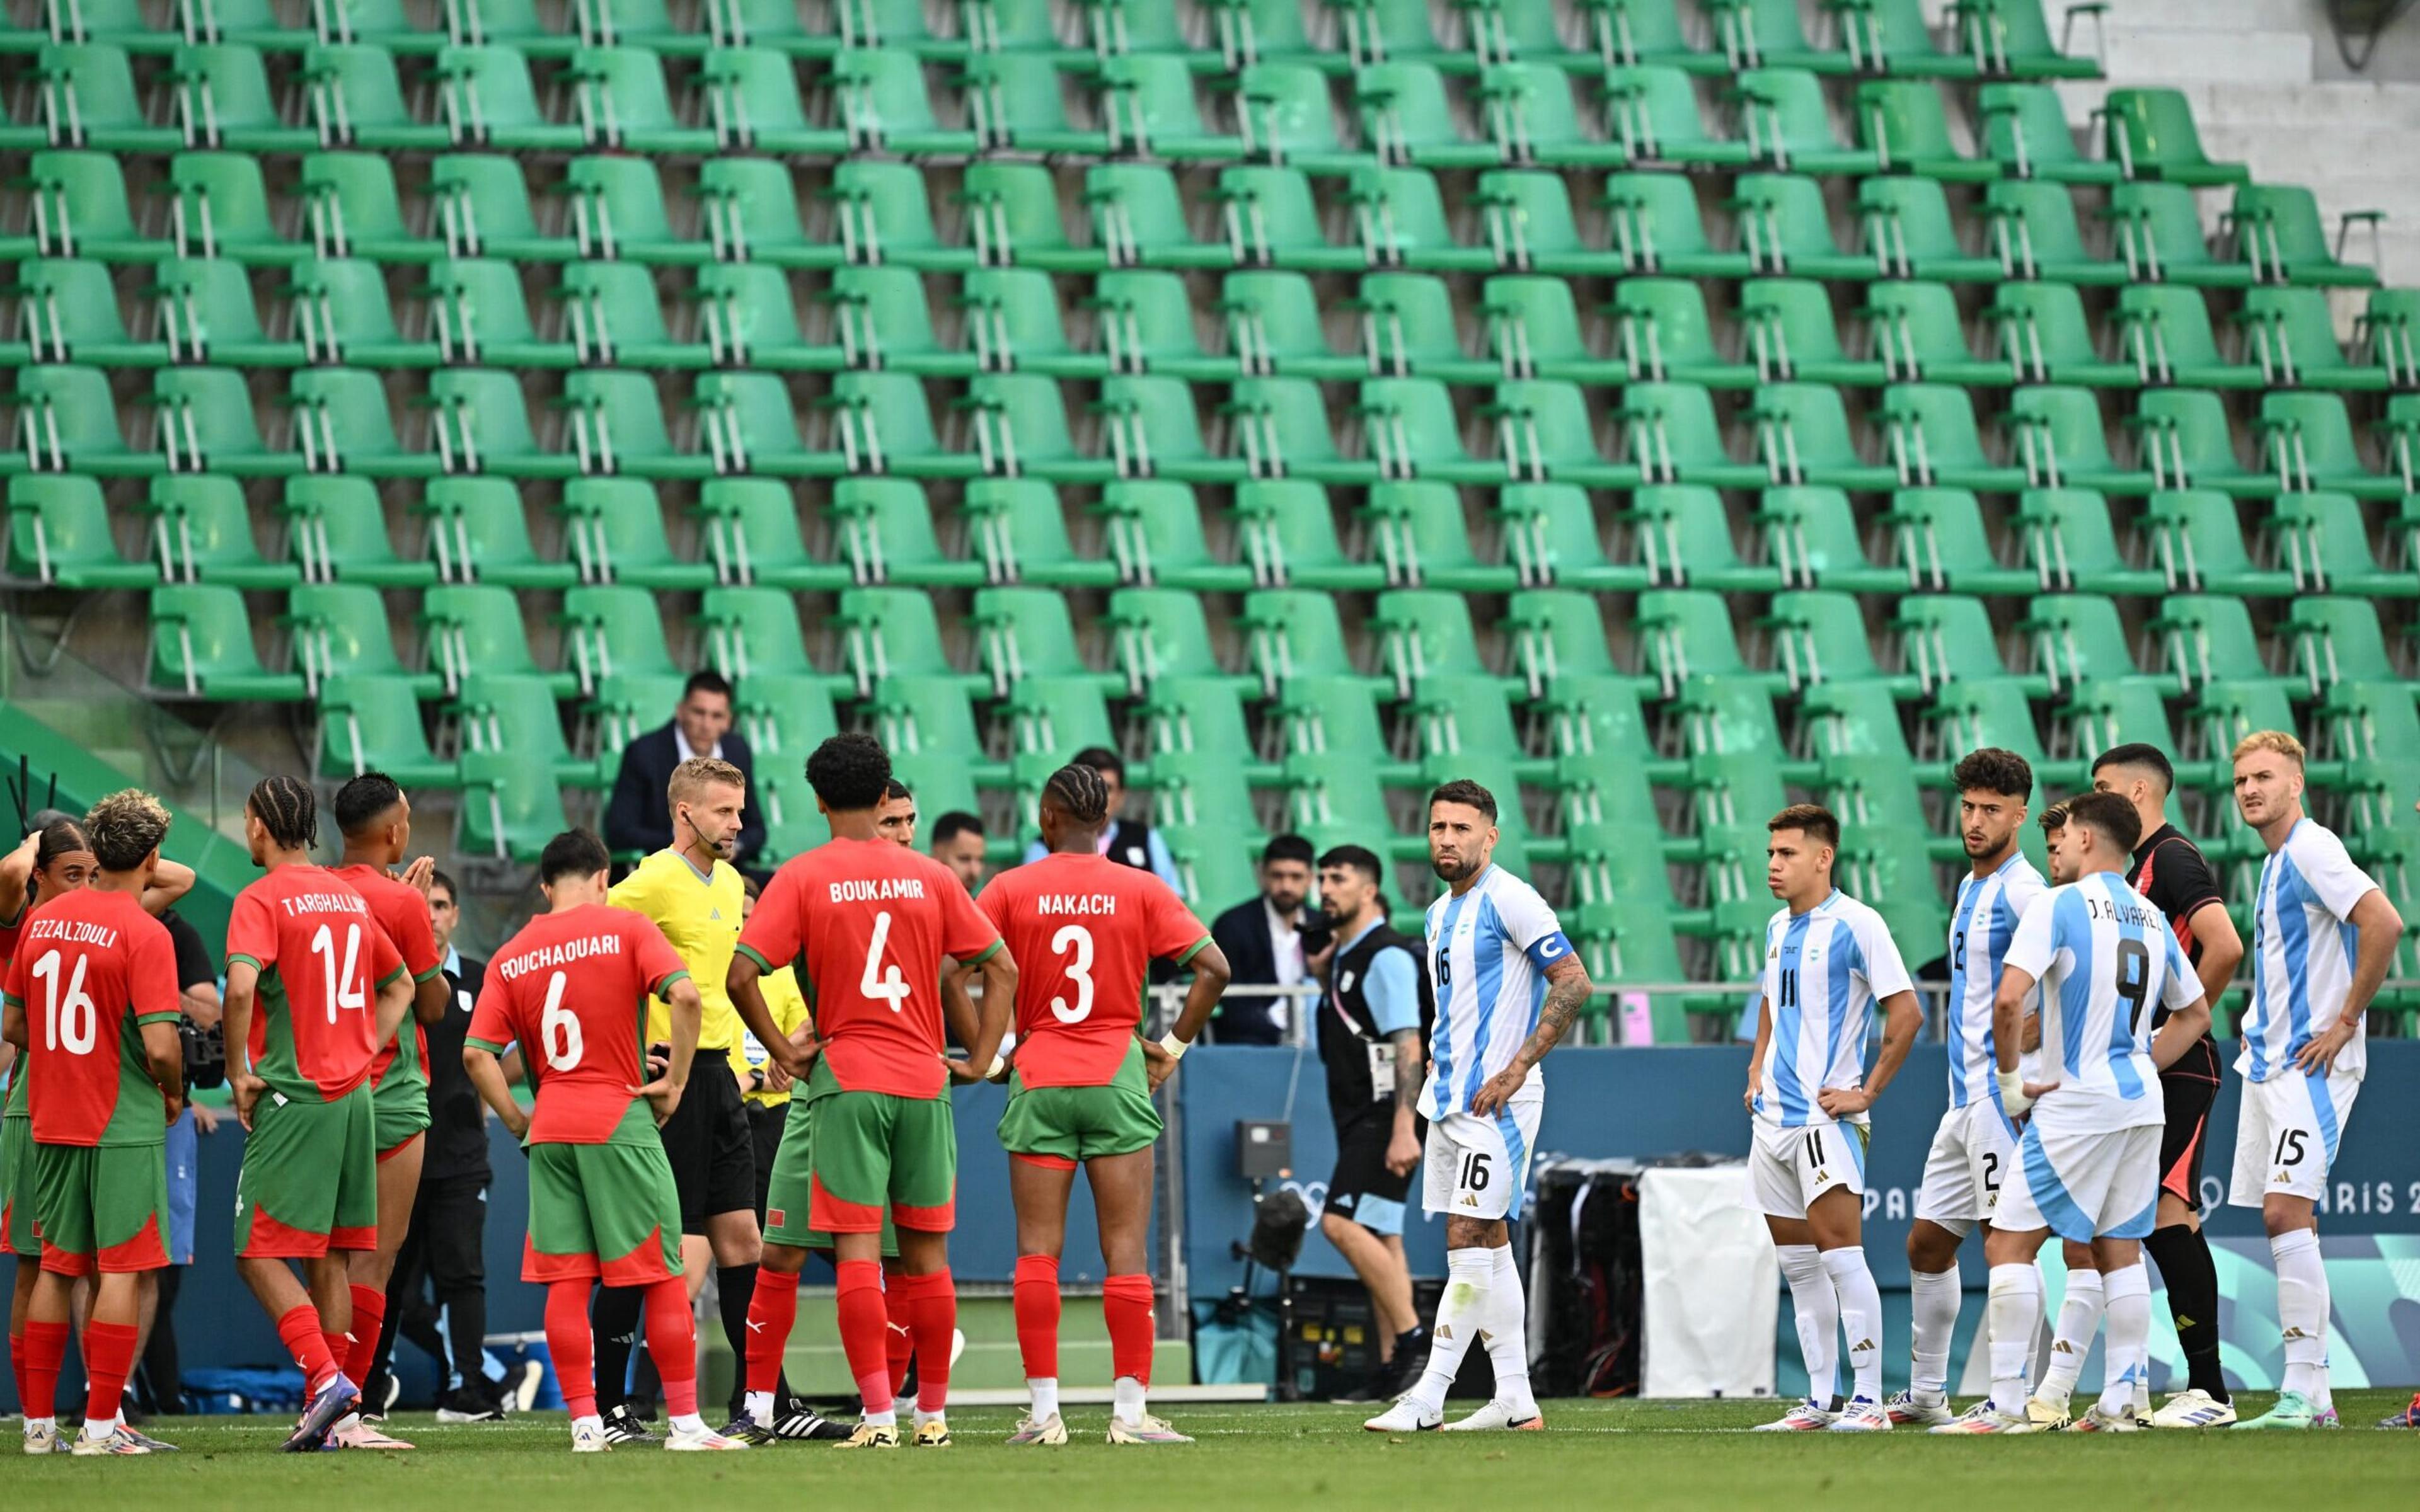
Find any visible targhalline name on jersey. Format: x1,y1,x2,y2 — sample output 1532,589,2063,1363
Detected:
275,891,372,919
828,878,928,902
498,933,627,982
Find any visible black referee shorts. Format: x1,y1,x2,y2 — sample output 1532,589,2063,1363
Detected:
654,1050,756,1235
1325,1106,1420,1240
747,1098,786,1221
2157,1065,2220,1210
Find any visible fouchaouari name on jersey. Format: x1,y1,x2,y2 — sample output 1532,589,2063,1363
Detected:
20,917,122,950
1036,894,1119,917
1945,852,2046,1114
827,878,927,903
2004,871,2199,1130
497,932,627,982
1420,866,1573,1120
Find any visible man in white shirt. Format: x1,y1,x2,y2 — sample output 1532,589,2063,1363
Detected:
1208,835,1317,1045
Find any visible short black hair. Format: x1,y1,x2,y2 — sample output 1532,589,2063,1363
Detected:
2090,742,2174,796
1041,764,1113,827
539,829,612,886
1952,747,2032,801
1768,802,1841,850
1262,833,1315,868
1427,779,1497,823
1317,844,1383,886
428,868,459,904
2063,789,2142,854
931,811,985,845
333,772,405,838
806,732,892,813
683,670,734,704
1071,745,1124,781
883,777,913,803
247,776,319,850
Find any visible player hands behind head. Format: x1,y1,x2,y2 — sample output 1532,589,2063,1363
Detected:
2224,733,2402,1432
1365,781,1590,1436
727,734,1015,1450
1892,752,2044,1428
2,793,185,1457
984,764,1230,1447
1932,792,2213,1436
461,830,744,1454
221,777,415,1453
1744,805,1921,1433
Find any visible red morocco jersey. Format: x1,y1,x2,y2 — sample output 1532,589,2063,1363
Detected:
737,837,1001,1100
226,865,406,1102
1,889,182,1145
466,905,690,1145
979,852,1211,1088
331,863,444,1091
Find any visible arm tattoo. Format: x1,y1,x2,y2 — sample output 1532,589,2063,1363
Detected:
1514,959,1591,1070
1390,1027,1422,1109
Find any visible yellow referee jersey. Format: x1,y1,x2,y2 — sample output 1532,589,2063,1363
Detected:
609,848,745,1051
735,963,813,1108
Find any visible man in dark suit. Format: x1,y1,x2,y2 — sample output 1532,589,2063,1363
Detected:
604,671,764,868
1207,833,1318,1045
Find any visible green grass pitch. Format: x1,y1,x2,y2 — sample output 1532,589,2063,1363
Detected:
13,1394,2418,1511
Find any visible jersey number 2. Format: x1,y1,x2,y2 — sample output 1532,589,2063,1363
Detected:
1050,924,1095,1024
310,922,367,1024
28,949,96,1055
863,910,910,1012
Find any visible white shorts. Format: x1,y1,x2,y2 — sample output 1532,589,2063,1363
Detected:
1421,1101,1541,1223
1991,1120,2160,1244
1744,1118,1867,1220
1913,1101,2022,1235
2228,1068,2361,1207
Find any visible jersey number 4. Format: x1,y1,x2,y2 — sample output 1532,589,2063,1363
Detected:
28,949,97,1055
863,910,909,1012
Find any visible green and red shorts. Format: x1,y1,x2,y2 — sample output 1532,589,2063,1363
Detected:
236,1084,378,1258
790,1062,955,1236
522,1138,683,1286
30,1140,170,1276
996,1041,1164,1169
372,1068,430,1160
763,1091,899,1257
0,1113,34,1258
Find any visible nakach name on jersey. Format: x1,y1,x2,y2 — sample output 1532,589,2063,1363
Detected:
1,891,182,1146
978,852,1210,1088
466,905,691,1146
1420,864,1572,1119
331,863,445,1096
735,837,1002,1101
2005,871,2201,1133
2240,818,2383,1084
1753,889,1914,1131
225,866,407,1102
1945,852,2046,1112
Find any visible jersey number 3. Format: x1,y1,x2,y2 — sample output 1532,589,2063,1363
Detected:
1050,924,1095,1024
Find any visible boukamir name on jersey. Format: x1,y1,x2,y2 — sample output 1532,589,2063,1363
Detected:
1037,894,1119,917
22,917,120,949
497,932,625,982
828,878,926,902
275,891,371,919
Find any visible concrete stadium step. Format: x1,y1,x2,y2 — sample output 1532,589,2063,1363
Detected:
2102,26,2315,87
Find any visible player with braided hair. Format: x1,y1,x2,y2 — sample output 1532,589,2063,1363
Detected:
980,764,1230,1446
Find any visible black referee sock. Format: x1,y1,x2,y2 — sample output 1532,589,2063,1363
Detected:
2145,1224,2228,1403
591,1285,645,1412
718,1264,759,1396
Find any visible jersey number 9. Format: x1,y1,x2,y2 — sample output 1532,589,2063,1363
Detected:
2112,938,2150,1033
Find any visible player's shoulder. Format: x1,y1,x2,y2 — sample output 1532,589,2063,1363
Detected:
2283,816,2352,864
1822,888,1887,931
1477,864,1552,918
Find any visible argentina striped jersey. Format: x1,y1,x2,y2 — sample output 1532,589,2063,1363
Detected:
1419,864,1571,1120
1945,852,2046,1111
2004,871,2199,1133
2240,819,2380,1084
1753,890,1913,1130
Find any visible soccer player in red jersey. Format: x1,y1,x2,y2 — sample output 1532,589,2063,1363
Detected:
463,829,745,1453
221,777,414,1453
325,773,452,1448
982,765,1229,1446
1,792,186,1455
729,734,1017,1450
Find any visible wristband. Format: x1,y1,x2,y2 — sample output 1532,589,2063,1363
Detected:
984,1053,1007,1080
1158,1032,1192,1062
1995,1067,2032,1116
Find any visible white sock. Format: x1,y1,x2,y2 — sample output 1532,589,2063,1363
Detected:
744,1389,774,1424
1028,1377,1059,1421
862,1407,897,1428
1986,1263,2043,1412
1821,1247,1884,1404
82,1419,113,1442
913,1407,945,1429
1409,1248,1494,1411
1112,1375,1146,1426
2095,1264,2151,1418
1484,1245,1535,1413
572,1413,603,1435
1908,1266,1961,1400
1776,1243,1839,1407
25,1416,57,1435
2040,1268,2102,1400
2271,1228,2329,1408
669,1412,706,1435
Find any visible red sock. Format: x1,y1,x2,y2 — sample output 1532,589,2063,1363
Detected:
544,1280,596,1421
277,1305,338,1393
1013,1254,1061,1380
22,1319,67,1419
834,1259,892,1414
82,1320,139,1427
885,1310,914,1396
744,1268,798,1399
8,1332,26,1414
896,1269,956,1416
1103,1274,1155,1387
345,1284,385,1386
322,1331,352,1382
642,1275,698,1419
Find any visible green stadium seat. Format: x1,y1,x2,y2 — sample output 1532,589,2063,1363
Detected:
1473,170,1625,277
1620,381,1756,488
277,474,437,587
560,584,683,694
1866,279,2010,386
1601,64,1747,169
1495,485,1646,593
2061,679,2211,788
456,672,601,788
457,748,566,864
697,157,839,268
1898,592,2042,695
4,474,158,588
1708,0,1849,72
1768,589,1916,693
560,477,711,590
835,46,978,156
1216,164,1364,271
1363,480,1517,591
21,151,163,262
1371,587,1509,698
1504,588,1629,694
424,367,570,479
732,672,842,776
1630,483,1780,592
1727,173,1866,280
1242,586,1374,694
2382,394,2420,493
1230,478,1385,590
2104,181,2249,288
958,161,1103,272
1861,175,1998,282
2005,384,2152,494
836,585,981,697
1927,675,2064,788
696,584,821,682
1988,280,2132,387
1755,488,1903,594
421,258,568,368
1360,377,1497,482
1753,382,1898,490
563,369,701,479
1236,61,1363,171
1828,0,1974,76
1480,275,1615,384
689,263,829,370
1976,81,2114,183
1076,0,1207,62
2261,392,2399,499
573,0,713,55
431,153,578,262
2099,86,2242,186
1226,375,1371,483
2022,592,2148,695
2131,387,2269,496
703,0,835,55
1351,270,1494,382
168,43,316,152
1856,79,1994,181
830,475,983,587
285,581,439,695
13,258,162,366
418,475,574,587
2267,490,2415,598
562,260,707,368
568,45,713,153
1208,270,1341,380
2356,287,2420,387
299,152,442,263
698,370,848,479
831,161,974,270
444,0,577,57
169,152,306,265
2286,597,2399,695
1880,486,2035,595
2152,593,2294,696
825,265,974,377
2238,287,2390,391
2232,184,2382,288
1577,0,1722,72
1005,675,1121,769
1084,163,1226,269
566,156,708,265
1608,277,1753,387
691,476,846,591
436,44,580,149
1734,68,1876,175
141,472,296,588
2139,490,2294,597
1477,62,1624,168
968,372,1110,481
1952,0,2104,79
2112,285,2261,389
1491,378,1636,487
154,366,296,476
973,476,1123,588
2014,486,2162,595
35,43,180,151
699,45,847,154
20,0,173,49
964,266,1107,377
1094,52,1238,160
285,257,433,368
315,676,456,788
1637,589,1780,696
971,585,1115,696
149,583,307,701
1347,164,1497,270
1101,586,1238,695
1988,179,2128,285
1734,278,1875,386
302,42,448,150
14,365,154,475
1207,0,1335,71
960,54,1107,156
1355,60,1494,168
